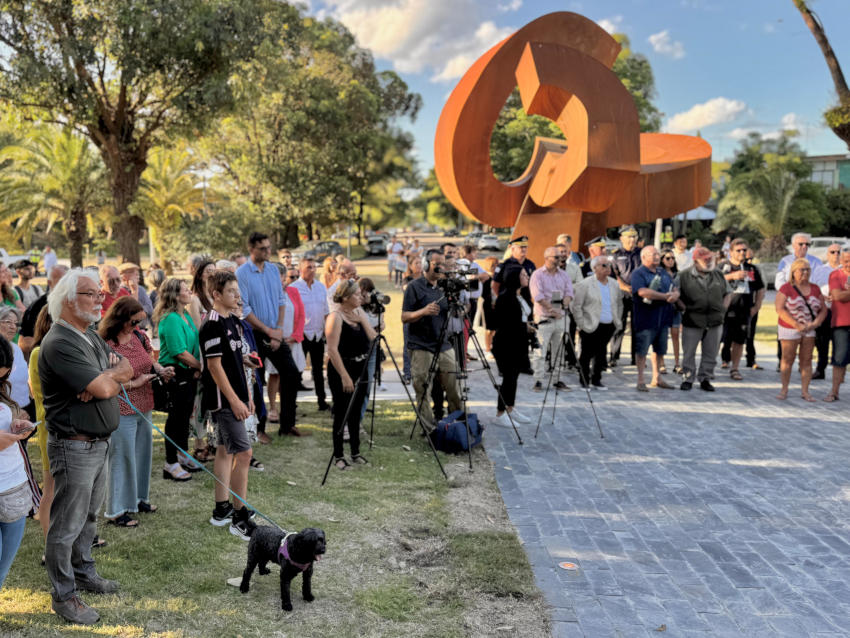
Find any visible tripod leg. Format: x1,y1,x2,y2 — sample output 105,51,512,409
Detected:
320,450,337,486
380,335,448,479
534,336,565,438
368,348,379,450
563,327,605,439
408,313,453,441
452,330,474,471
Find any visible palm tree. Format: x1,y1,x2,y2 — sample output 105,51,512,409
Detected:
131,144,208,268
0,124,107,267
793,1,850,149
715,160,805,257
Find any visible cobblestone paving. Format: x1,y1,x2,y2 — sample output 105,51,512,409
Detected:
470,355,850,637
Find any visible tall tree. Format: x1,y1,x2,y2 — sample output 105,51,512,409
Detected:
0,123,107,266
793,0,850,149
0,0,295,263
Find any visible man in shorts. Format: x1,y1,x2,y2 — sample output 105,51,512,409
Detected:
201,270,257,540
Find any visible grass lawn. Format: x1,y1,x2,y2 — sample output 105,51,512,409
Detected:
0,404,547,637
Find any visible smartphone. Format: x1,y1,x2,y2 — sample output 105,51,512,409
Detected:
248,353,263,368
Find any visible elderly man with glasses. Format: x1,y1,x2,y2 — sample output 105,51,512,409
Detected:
98,264,129,316
811,243,843,379
571,255,622,389
718,239,765,380
38,269,133,624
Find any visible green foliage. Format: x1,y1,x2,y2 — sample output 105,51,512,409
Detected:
822,187,850,235
354,580,424,621
613,35,663,133
416,169,461,228
825,103,850,128
450,531,538,598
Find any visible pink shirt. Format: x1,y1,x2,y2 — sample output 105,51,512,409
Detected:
529,266,574,323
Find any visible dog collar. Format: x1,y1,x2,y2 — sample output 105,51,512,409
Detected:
279,533,312,572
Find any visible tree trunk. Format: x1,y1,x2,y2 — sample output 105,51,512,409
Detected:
760,234,787,260
794,1,850,103
357,195,364,245
67,205,87,268
305,220,313,242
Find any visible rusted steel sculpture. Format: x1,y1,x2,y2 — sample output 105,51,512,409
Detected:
434,12,712,265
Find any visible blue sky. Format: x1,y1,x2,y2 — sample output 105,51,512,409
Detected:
309,0,850,172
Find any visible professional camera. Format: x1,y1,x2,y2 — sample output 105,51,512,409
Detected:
454,258,481,293
363,289,391,314
436,274,467,299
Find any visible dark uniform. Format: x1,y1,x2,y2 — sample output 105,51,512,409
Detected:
493,257,537,290
609,246,641,364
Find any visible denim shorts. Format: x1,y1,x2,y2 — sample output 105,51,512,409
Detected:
634,326,669,357
671,311,682,328
832,326,850,368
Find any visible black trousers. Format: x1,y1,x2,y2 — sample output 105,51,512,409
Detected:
746,312,759,367
494,352,521,411
164,368,197,464
816,310,832,373
258,339,299,434
327,360,367,458
301,337,327,404
609,296,634,363
579,322,616,385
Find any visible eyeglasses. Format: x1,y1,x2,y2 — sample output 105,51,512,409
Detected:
734,248,747,253
106,277,121,284
130,318,144,326
77,290,106,300
0,320,20,328
796,242,811,247
828,250,840,254
662,256,674,260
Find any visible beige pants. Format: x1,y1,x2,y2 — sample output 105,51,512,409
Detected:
533,318,567,382
410,348,462,431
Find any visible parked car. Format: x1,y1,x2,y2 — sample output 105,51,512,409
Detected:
443,228,460,237
785,236,849,262
298,241,344,262
366,237,388,256
477,234,502,251
0,248,36,269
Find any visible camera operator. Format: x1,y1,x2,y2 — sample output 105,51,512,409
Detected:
530,247,574,392
357,278,388,423
401,250,461,433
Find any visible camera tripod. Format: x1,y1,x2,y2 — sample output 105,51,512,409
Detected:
408,296,523,472
321,309,448,485
534,311,604,440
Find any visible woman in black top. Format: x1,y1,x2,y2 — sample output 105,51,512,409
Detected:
492,268,534,426
325,279,377,469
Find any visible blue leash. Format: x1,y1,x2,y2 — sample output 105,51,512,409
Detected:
118,385,285,532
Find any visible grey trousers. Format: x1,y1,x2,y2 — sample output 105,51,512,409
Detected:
45,436,110,602
681,325,723,383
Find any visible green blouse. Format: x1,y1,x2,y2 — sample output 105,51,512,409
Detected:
157,310,200,368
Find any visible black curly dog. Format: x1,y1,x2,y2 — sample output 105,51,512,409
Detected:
239,526,326,611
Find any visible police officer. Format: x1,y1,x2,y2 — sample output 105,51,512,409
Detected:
490,236,536,302
609,225,641,366
581,236,608,278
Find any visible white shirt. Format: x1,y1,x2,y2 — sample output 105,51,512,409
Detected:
9,343,29,408
327,280,340,313
292,278,329,341
775,253,823,289
469,261,485,299
0,403,26,492
43,250,58,272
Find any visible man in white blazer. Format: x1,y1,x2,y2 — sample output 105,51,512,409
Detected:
572,255,623,389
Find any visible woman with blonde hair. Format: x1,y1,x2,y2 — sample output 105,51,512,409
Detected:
321,257,337,290
776,258,828,401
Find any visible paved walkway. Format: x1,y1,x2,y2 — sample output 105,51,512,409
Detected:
466,348,850,637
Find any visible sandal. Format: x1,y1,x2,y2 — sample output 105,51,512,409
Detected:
824,394,839,402
138,501,158,514
720,362,729,369
730,370,743,381
750,363,762,370
92,536,107,550
107,513,139,528
673,366,683,375
352,454,369,465
249,457,265,472
268,410,280,424
163,463,192,482
658,366,668,375
334,457,352,470
801,394,817,403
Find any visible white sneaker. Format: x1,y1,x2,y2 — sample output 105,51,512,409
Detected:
494,412,514,428
485,351,495,361
508,409,531,424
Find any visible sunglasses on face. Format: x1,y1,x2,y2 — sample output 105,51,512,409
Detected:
829,250,840,254
796,242,811,247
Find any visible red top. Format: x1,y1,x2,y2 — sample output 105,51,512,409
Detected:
287,287,305,343
829,269,850,328
101,287,130,316
109,330,154,415
778,283,823,329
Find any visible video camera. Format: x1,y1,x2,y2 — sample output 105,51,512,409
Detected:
363,289,391,315
438,258,480,296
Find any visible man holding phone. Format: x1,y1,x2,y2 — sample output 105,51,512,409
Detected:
201,271,257,540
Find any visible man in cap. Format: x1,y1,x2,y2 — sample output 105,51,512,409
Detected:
13,258,43,308
609,225,642,366
490,236,536,302
581,236,608,278
676,246,731,391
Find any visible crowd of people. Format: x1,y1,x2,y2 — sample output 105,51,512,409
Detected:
1,226,848,625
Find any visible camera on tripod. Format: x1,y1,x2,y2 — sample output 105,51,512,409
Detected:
363,290,391,314
437,258,479,300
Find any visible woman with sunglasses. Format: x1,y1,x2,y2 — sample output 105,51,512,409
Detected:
659,250,682,374
776,259,827,401
99,297,175,526
0,307,32,419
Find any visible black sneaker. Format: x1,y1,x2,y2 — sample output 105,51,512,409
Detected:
210,502,234,527
700,379,715,392
813,369,826,380
680,381,693,391
553,380,571,391
591,382,607,390
532,381,543,392
229,512,257,541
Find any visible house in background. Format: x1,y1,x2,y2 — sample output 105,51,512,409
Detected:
804,153,850,189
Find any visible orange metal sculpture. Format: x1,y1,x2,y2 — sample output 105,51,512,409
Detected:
434,12,712,266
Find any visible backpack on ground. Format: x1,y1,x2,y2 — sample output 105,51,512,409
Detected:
429,410,483,453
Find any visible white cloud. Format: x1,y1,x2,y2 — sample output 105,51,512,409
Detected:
497,0,522,12
321,0,514,82
648,30,685,59
725,112,820,141
597,15,624,34
665,97,747,134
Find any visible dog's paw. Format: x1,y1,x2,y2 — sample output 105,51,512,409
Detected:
303,594,314,603
282,602,293,612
